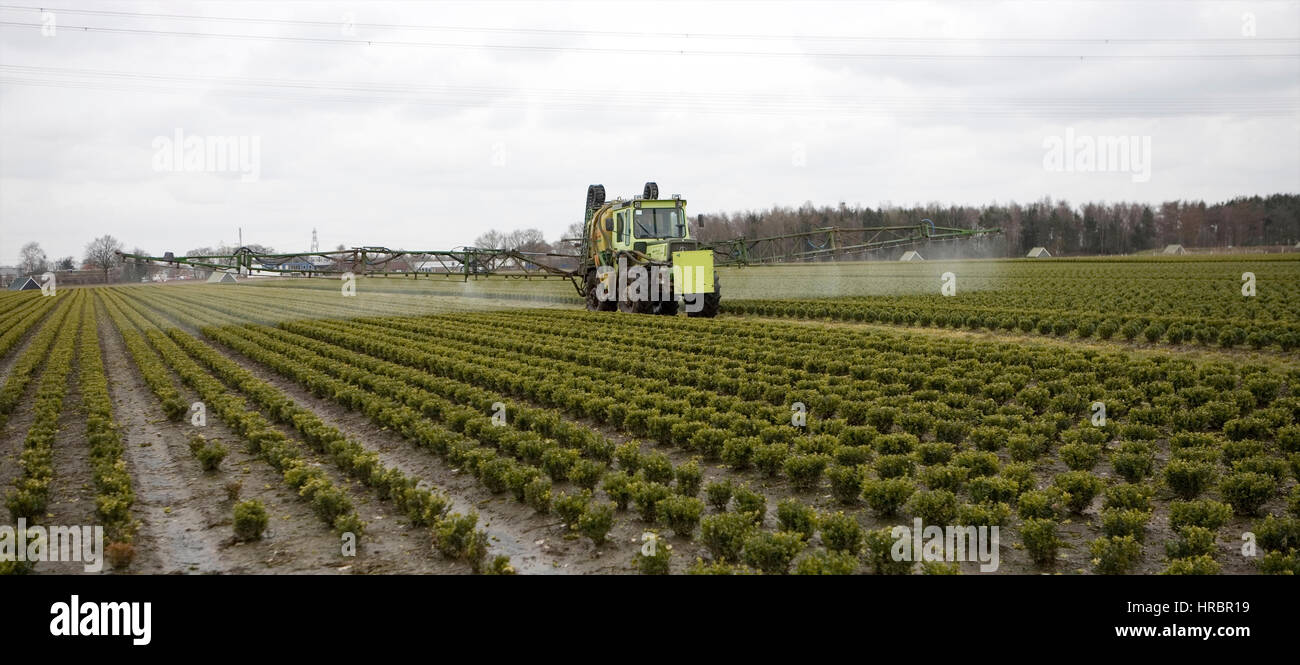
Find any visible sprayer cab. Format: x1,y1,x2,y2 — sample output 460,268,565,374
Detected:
580,182,719,317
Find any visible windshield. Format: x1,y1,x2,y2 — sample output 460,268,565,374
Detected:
632,208,686,239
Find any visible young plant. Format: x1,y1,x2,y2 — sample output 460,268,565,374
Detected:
818,511,864,554
700,512,754,562
233,499,268,541
704,480,734,512
742,531,806,575
577,502,615,546
775,499,817,540
1089,535,1142,575
658,495,704,537
1020,518,1060,566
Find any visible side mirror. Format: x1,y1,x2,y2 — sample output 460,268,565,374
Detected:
604,219,614,232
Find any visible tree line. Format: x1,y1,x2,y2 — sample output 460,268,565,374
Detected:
694,193,1300,257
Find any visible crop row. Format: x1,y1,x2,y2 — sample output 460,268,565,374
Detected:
5,291,84,522
0,293,75,428
80,295,136,544
110,290,513,572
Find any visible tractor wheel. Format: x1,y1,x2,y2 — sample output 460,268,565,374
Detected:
643,182,659,200
585,270,615,312
586,184,606,213
685,272,721,318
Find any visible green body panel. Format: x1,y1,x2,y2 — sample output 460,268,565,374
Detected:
672,250,715,294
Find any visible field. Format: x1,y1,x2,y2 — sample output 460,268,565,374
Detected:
1,255,1298,575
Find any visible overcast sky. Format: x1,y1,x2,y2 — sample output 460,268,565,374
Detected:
1,0,1297,266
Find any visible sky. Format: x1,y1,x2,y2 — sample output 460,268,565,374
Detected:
1,0,1297,266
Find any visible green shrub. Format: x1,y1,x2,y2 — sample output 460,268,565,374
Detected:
568,459,605,491
704,480,733,512
524,477,552,514
630,482,670,523
1165,526,1216,559
577,502,615,546
862,477,915,516
673,459,703,497
700,512,754,562
637,531,672,574
1252,515,1300,552
1219,471,1276,516
1101,508,1152,542
433,512,487,567
1059,443,1102,471
1053,471,1103,514
639,452,674,484
833,444,872,467
917,442,956,465
614,441,642,472
554,490,592,526
873,453,916,479
818,511,863,554
721,436,756,469
968,476,1018,505
1161,555,1220,575
1258,550,1300,575
919,464,968,492
952,450,999,477
1163,459,1217,500
1103,483,1153,512
1020,518,1060,566
1090,535,1142,574
743,531,806,574
826,464,865,504
793,549,860,575
864,527,913,575
753,443,789,477
194,439,229,472
773,499,817,540
907,489,958,525
784,453,831,490
601,471,634,511
956,501,1010,527
1168,499,1233,531
1111,443,1154,483
232,499,268,541
1232,455,1289,483
541,447,579,482
731,484,766,524
1017,489,1064,520
658,495,704,537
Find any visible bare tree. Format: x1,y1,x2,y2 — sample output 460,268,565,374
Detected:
84,235,123,282
19,242,46,275
55,256,76,271
473,230,506,250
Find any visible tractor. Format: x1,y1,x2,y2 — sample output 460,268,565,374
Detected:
578,182,719,317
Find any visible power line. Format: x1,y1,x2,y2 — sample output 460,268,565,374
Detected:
2,65,1295,117
3,4,1297,44
1,20,1297,60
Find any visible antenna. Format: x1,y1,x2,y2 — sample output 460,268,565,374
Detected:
311,228,319,253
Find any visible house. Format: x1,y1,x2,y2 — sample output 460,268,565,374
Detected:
1026,247,1051,258
206,271,238,284
899,250,924,262
7,276,41,291
1163,244,1186,255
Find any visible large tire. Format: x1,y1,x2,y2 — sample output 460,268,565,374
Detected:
617,262,652,314
685,272,721,318
585,270,615,312
586,184,605,214
643,181,659,200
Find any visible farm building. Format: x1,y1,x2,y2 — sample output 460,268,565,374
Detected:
1163,244,1186,255
7,276,41,290
206,271,238,284
1027,247,1051,258
899,250,924,262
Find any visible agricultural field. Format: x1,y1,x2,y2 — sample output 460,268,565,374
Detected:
1,255,1298,575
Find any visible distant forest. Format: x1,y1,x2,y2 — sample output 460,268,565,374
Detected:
694,194,1300,257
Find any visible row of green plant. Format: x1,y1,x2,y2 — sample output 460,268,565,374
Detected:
0,292,75,429
5,291,83,522
79,295,137,549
